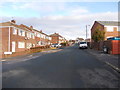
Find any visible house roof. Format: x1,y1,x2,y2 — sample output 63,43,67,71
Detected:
49,33,63,37
96,21,120,26
0,21,19,27
0,20,49,36
0,21,32,32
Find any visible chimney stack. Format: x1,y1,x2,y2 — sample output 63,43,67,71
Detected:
40,30,42,32
11,20,16,23
30,26,33,29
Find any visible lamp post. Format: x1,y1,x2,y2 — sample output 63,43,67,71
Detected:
86,25,90,39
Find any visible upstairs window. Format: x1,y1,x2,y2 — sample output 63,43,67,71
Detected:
27,32,31,38
13,28,17,35
106,26,113,32
31,33,35,39
18,29,25,36
37,33,41,38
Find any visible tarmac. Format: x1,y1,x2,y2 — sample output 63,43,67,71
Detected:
0,47,119,73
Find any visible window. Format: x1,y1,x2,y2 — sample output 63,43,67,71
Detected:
18,29,25,36
118,26,120,31
27,32,31,38
37,41,42,45
13,28,17,35
37,33,41,38
34,32,37,36
106,26,113,32
41,34,44,38
31,33,35,39
49,37,51,40
18,42,25,48
32,44,35,47
26,43,32,49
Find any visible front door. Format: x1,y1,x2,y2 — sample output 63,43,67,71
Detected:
12,41,16,52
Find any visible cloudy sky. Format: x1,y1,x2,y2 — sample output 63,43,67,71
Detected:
0,0,118,40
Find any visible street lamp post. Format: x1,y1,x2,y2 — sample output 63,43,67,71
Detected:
86,25,90,39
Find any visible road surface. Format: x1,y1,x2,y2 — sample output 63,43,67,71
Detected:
2,44,119,88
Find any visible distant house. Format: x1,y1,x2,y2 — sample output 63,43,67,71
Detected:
76,38,84,43
85,38,91,42
91,21,120,42
49,33,66,44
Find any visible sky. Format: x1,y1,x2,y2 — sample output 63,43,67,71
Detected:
0,0,119,40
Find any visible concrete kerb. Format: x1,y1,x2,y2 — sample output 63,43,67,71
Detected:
86,49,120,73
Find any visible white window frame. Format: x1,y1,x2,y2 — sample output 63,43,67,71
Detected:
105,26,113,32
13,28,17,35
18,29,25,36
27,32,31,38
32,33,35,39
18,42,25,48
31,33,35,39
26,43,32,49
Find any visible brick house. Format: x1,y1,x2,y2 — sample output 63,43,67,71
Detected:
0,20,51,58
91,21,120,41
49,33,66,44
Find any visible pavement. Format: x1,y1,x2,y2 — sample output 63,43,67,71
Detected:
0,48,63,64
86,49,120,73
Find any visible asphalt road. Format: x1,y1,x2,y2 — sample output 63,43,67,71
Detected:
2,44,119,88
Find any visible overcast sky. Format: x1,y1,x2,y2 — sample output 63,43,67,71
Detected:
0,0,118,40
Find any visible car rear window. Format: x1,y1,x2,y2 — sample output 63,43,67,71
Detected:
80,42,87,44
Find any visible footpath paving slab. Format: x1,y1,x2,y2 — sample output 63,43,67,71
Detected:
86,49,120,73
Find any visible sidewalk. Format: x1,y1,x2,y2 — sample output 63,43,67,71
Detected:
86,49,120,73
0,49,63,64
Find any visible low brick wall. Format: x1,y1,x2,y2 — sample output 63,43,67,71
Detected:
91,40,120,54
91,41,104,51
2,45,50,58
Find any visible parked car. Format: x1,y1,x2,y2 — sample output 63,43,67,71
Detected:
51,43,62,48
79,42,88,49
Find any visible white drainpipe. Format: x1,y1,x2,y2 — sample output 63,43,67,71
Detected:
8,26,11,52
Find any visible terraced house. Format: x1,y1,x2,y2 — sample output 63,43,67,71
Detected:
0,20,51,58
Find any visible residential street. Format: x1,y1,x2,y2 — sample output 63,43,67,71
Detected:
2,44,119,88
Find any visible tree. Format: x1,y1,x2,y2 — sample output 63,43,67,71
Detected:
92,29,105,42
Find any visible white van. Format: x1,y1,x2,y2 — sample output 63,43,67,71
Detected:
79,42,88,49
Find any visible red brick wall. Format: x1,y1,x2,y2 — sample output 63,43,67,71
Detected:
91,21,104,42
1,27,37,55
2,27,10,53
0,28,2,58
111,40,120,54
51,36,59,44
10,27,37,52
0,24,51,58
